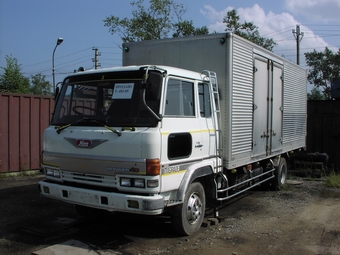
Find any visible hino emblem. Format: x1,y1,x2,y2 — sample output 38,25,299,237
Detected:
76,139,91,148
64,138,108,149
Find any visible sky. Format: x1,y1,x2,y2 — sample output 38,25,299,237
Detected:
1,0,340,87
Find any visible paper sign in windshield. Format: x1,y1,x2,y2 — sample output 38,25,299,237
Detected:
113,83,134,99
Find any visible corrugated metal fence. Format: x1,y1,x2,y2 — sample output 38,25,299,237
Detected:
0,93,54,172
1,94,339,172
307,100,340,170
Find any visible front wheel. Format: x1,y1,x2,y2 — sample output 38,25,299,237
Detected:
171,182,206,236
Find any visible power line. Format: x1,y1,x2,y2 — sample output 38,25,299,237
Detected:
302,24,340,27
262,28,293,38
22,46,121,73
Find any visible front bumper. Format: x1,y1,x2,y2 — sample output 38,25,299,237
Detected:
39,180,165,215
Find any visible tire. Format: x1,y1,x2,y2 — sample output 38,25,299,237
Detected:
171,182,206,236
75,205,112,220
271,157,287,190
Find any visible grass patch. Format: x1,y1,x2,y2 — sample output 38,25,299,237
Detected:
0,170,41,181
324,172,340,188
281,183,291,191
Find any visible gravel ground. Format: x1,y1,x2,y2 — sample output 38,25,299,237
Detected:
0,175,339,255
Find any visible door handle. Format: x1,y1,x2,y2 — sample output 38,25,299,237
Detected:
261,132,269,138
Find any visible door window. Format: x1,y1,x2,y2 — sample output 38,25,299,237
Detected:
164,79,195,117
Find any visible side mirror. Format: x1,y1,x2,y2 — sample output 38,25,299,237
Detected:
145,71,163,101
54,82,63,100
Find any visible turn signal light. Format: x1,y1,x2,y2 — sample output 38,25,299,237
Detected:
146,159,160,176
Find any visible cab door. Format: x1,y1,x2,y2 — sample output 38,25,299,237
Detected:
161,78,207,161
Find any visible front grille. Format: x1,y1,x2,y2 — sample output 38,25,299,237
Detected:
71,172,104,183
61,171,118,188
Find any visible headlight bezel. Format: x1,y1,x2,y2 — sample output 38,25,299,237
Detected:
45,166,61,178
120,177,146,188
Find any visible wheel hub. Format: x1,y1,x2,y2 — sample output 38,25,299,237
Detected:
186,193,202,225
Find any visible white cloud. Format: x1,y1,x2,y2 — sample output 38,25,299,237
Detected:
284,0,340,22
200,4,332,66
199,5,233,32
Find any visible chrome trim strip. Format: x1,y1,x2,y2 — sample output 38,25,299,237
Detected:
43,151,146,163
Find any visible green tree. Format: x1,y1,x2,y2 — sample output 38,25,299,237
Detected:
307,86,325,100
30,73,52,96
305,47,340,100
0,55,30,94
104,0,208,42
223,9,277,51
172,20,209,38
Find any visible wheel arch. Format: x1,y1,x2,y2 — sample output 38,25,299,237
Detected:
176,161,214,202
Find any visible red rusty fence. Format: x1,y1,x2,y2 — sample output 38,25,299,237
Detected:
0,93,54,173
1,92,340,173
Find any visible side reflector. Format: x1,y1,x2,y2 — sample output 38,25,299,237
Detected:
146,159,161,176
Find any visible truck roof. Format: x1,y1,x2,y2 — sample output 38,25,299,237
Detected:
68,65,207,81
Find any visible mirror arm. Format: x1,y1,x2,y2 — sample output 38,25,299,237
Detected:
142,88,162,121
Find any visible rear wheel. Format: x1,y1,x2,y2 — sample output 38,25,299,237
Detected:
171,182,206,236
271,157,287,190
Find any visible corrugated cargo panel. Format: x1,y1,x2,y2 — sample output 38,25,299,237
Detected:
282,62,307,150
230,35,254,156
0,93,54,172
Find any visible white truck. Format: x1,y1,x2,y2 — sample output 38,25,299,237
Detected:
39,33,307,235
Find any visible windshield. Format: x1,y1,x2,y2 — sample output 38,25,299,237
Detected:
52,70,162,127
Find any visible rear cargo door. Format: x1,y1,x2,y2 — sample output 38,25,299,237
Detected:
252,55,283,157
271,62,283,153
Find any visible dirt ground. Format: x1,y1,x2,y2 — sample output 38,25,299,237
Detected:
0,174,340,255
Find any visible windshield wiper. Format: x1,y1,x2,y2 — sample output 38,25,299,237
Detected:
90,119,121,136
121,127,136,131
55,117,121,136
55,117,87,134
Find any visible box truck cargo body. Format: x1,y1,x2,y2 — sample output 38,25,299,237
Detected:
39,33,307,235
122,33,307,168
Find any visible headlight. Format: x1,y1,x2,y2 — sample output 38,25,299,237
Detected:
147,180,159,188
120,178,132,187
120,177,145,188
134,178,145,188
53,170,61,178
45,167,61,178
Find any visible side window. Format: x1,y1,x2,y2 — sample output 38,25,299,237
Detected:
164,79,195,117
168,133,192,159
198,83,211,118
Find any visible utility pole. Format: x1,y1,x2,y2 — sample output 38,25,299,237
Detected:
92,47,101,69
292,24,304,65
